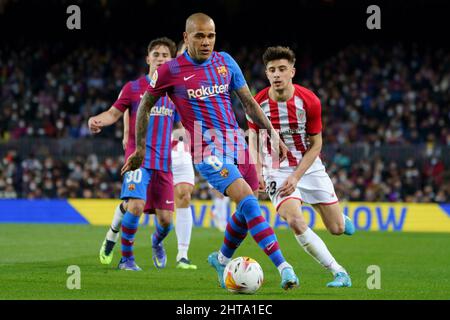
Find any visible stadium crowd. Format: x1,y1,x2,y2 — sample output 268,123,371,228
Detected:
1,42,449,202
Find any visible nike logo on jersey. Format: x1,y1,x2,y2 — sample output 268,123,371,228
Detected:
139,94,144,99
166,200,174,204
183,74,196,81
199,93,218,100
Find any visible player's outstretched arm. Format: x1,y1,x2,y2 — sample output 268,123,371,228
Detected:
122,109,129,150
235,85,288,162
88,107,123,134
121,92,159,175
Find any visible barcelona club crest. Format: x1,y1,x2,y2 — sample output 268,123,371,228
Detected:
220,168,229,178
217,65,228,78
128,184,136,191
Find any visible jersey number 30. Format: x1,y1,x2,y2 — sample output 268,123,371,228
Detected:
126,169,143,184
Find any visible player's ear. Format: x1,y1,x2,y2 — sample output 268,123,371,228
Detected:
291,66,296,79
183,32,188,44
146,54,151,65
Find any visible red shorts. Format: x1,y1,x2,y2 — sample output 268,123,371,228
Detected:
143,170,174,214
238,149,259,192
238,162,259,192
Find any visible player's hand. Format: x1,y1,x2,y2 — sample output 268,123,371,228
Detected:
122,137,128,151
258,174,266,193
121,149,144,176
88,117,102,134
279,140,288,163
278,174,299,197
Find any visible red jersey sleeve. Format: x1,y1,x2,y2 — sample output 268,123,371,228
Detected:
112,82,132,112
248,89,269,131
146,62,173,97
302,88,322,135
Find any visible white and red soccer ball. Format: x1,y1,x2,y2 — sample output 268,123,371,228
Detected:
223,256,264,294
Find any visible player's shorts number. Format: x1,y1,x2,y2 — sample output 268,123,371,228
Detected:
125,169,143,184
266,181,277,197
206,155,223,171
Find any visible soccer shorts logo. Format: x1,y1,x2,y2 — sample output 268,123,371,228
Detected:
220,168,229,178
128,183,136,191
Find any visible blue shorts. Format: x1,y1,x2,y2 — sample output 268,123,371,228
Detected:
120,168,152,201
120,168,175,212
194,155,243,195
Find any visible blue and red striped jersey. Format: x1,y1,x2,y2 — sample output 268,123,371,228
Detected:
113,74,179,171
146,50,247,163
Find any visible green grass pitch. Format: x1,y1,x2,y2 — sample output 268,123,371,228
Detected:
0,224,449,300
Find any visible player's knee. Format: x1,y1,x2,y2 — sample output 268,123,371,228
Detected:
177,191,191,207
328,223,345,235
127,201,145,215
157,212,172,227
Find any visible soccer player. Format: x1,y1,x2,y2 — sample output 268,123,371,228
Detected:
171,41,197,269
88,37,192,270
248,46,355,287
122,13,300,290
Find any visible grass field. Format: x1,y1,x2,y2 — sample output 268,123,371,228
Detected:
0,224,449,300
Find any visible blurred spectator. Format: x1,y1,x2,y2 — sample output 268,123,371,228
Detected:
1,42,450,202
0,150,448,202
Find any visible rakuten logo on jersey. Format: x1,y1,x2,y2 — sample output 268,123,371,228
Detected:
150,106,173,117
187,84,229,100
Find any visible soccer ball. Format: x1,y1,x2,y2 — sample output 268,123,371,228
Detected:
223,256,264,294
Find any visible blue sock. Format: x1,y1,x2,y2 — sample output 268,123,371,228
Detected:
238,195,286,267
220,210,248,258
121,212,140,260
152,219,172,247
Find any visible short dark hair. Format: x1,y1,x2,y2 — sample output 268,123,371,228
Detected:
147,37,177,58
262,46,296,66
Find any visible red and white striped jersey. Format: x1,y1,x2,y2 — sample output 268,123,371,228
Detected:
248,84,322,170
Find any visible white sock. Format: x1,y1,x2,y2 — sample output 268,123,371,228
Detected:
213,196,229,228
295,228,346,276
218,251,231,266
175,207,193,261
106,202,125,242
277,262,293,275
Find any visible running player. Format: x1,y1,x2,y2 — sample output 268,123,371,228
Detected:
88,37,185,270
249,46,355,287
122,13,299,290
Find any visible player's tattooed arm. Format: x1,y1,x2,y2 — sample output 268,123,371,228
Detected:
235,85,288,162
121,92,158,175
135,92,158,153
235,85,273,131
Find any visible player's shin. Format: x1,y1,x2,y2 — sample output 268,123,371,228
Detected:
107,202,126,242
238,195,291,273
152,218,173,247
295,227,346,275
121,212,140,260
175,207,193,261
218,210,248,265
